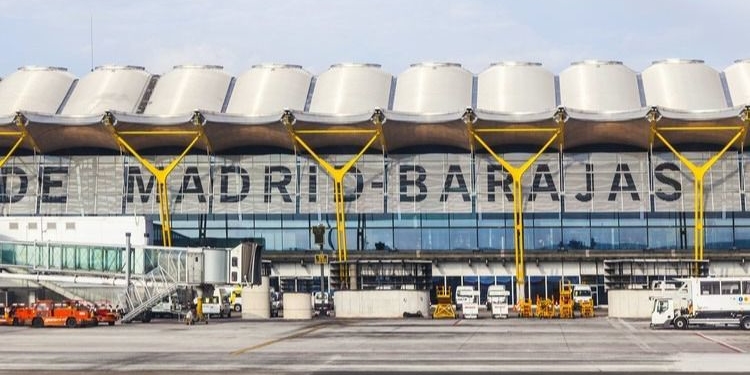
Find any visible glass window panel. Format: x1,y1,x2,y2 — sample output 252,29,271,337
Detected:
705,212,732,226
282,214,309,228
590,228,617,250
735,226,750,248
254,229,282,250
450,228,477,250
364,214,393,228
478,228,512,251
450,214,476,227
706,227,733,250
255,214,282,228
527,227,562,251
532,213,561,226
422,214,449,227
283,229,310,251
562,213,589,226
421,228,449,250
590,213,617,227
366,228,394,251
477,213,506,227
394,228,421,250
734,212,750,225
619,212,645,227
562,228,591,250
619,227,647,250
394,213,420,228
528,276,546,300
648,227,679,250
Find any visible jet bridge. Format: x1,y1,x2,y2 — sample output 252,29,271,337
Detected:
0,240,263,323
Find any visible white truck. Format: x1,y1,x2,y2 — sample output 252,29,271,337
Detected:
572,284,594,308
455,286,479,319
486,285,510,319
651,277,750,330
201,288,232,318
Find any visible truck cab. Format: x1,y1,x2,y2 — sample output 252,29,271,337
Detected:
572,284,593,308
650,297,676,327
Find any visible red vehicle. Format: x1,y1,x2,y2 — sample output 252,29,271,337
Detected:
10,304,35,326
94,305,119,326
28,300,97,328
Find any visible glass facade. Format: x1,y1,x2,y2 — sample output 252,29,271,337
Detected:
169,211,750,251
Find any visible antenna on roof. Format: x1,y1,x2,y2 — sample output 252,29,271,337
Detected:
89,14,94,72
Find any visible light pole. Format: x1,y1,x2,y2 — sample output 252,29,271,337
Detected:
312,224,327,292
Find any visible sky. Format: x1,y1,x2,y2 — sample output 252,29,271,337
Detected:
2,0,749,77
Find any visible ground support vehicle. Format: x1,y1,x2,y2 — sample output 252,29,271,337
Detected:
29,300,97,328
651,277,750,330
559,283,574,319
94,306,119,326
0,305,17,326
313,291,334,317
270,289,283,317
433,286,457,319
486,285,510,319
454,286,475,311
229,286,243,313
572,284,594,310
201,288,231,318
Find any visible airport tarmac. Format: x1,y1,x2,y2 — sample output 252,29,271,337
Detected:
0,315,748,374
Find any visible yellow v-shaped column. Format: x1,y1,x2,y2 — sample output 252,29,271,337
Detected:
104,112,208,247
648,107,748,274
464,108,566,303
0,113,39,169
282,110,383,289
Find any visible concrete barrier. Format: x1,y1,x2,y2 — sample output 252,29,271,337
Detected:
283,293,312,320
242,276,270,319
608,289,688,318
334,290,430,318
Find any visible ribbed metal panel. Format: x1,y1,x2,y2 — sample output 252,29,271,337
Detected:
723,59,750,106
308,63,391,115
477,62,556,113
560,60,642,112
225,64,312,116
393,62,472,114
641,59,727,111
0,66,76,117
143,65,232,115
61,65,151,115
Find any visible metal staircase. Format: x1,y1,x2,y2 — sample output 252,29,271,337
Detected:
120,265,181,323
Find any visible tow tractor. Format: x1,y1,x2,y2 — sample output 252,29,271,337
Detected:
651,277,750,330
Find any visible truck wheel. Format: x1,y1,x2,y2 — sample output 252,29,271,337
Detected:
234,304,242,312
740,317,750,331
108,321,115,326
66,318,77,328
674,317,688,330
11,318,18,326
31,317,43,328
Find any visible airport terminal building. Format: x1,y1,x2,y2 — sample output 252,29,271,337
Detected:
2,59,750,305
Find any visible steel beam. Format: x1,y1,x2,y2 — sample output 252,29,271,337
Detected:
0,114,38,169
648,107,748,275
282,111,382,289
104,112,206,247
464,108,565,303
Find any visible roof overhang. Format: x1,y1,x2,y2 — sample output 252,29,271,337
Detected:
202,112,292,152
108,111,209,152
382,111,468,151
22,112,119,153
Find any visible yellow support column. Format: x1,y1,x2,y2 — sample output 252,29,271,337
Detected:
0,114,39,169
282,111,383,289
648,108,747,274
104,112,206,247
464,109,565,302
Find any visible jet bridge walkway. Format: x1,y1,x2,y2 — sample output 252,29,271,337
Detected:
0,239,233,323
